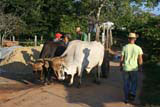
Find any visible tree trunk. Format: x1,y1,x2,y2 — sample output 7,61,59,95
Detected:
101,28,110,78
95,0,106,41
101,50,110,78
95,23,100,41
2,35,4,47
105,29,109,50
109,29,113,48
1,33,6,47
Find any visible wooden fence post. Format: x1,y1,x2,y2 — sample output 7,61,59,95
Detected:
102,25,105,45
34,35,37,46
40,35,43,41
12,36,15,41
88,33,91,42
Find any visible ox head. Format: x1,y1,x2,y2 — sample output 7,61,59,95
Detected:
51,57,67,81
27,59,45,80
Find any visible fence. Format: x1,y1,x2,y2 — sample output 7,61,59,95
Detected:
0,35,44,47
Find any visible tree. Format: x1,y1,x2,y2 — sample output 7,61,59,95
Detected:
0,0,159,40
0,2,25,45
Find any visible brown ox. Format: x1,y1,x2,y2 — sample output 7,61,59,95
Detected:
28,59,50,84
44,57,66,81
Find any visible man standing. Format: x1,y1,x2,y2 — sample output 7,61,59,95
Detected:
76,27,88,41
61,33,71,47
120,33,143,103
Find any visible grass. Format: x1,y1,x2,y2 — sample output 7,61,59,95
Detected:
140,60,160,106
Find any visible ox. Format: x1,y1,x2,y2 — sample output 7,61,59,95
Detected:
28,59,51,84
50,40,104,87
33,40,67,84
39,40,66,58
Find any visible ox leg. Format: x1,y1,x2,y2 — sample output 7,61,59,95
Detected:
47,68,52,84
94,65,101,84
43,68,50,85
77,67,83,88
45,69,51,85
97,65,101,84
69,74,74,86
43,70,47,85
40,70,43,81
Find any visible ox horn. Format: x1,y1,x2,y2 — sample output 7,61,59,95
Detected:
43,58,52,62
27,61,34,66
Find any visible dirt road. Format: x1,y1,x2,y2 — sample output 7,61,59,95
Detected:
0,61,143,107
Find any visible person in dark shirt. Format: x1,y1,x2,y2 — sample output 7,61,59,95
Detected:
61,33,71,47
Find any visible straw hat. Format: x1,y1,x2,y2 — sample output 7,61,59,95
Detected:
76,27,81,32
128,33,137,38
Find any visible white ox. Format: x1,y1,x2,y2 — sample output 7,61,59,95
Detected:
55,40,104,86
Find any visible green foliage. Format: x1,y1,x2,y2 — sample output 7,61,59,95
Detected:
59,15,88,39
140,17,160,41
140,61,160,106
132,16,160,60
0,0,159,43
1,0,75,38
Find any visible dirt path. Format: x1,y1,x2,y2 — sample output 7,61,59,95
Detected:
0,61,143,107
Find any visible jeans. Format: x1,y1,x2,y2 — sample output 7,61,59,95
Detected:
122,71,138,100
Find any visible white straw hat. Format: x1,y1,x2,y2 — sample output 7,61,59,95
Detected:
128,33,137,38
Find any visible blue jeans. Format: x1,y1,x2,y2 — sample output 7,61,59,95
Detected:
122,71,138,100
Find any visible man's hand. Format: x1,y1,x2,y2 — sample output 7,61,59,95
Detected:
139,65,143,72
120,66,123,71
120,55,124,72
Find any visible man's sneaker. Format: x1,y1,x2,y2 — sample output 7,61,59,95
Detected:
124,99,129,104
128,93,136,101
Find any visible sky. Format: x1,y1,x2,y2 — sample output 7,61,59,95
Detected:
142,3,160,15
74,0,160,15
151,5,160,15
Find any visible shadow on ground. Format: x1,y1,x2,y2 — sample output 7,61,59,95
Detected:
63,65,125,107
0,48,42,86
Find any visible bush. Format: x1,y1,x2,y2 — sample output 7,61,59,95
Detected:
140,61,160,106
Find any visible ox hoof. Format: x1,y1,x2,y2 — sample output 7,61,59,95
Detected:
43,82,48,86
77,83,81,88
101,75,108,78
96,81,101,85
66,83,73,87
77,85,81,88
93,80,101,85
47,82,51,85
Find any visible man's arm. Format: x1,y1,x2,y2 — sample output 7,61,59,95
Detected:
108,48,118,55
138,54,143,71
120,55,124,71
